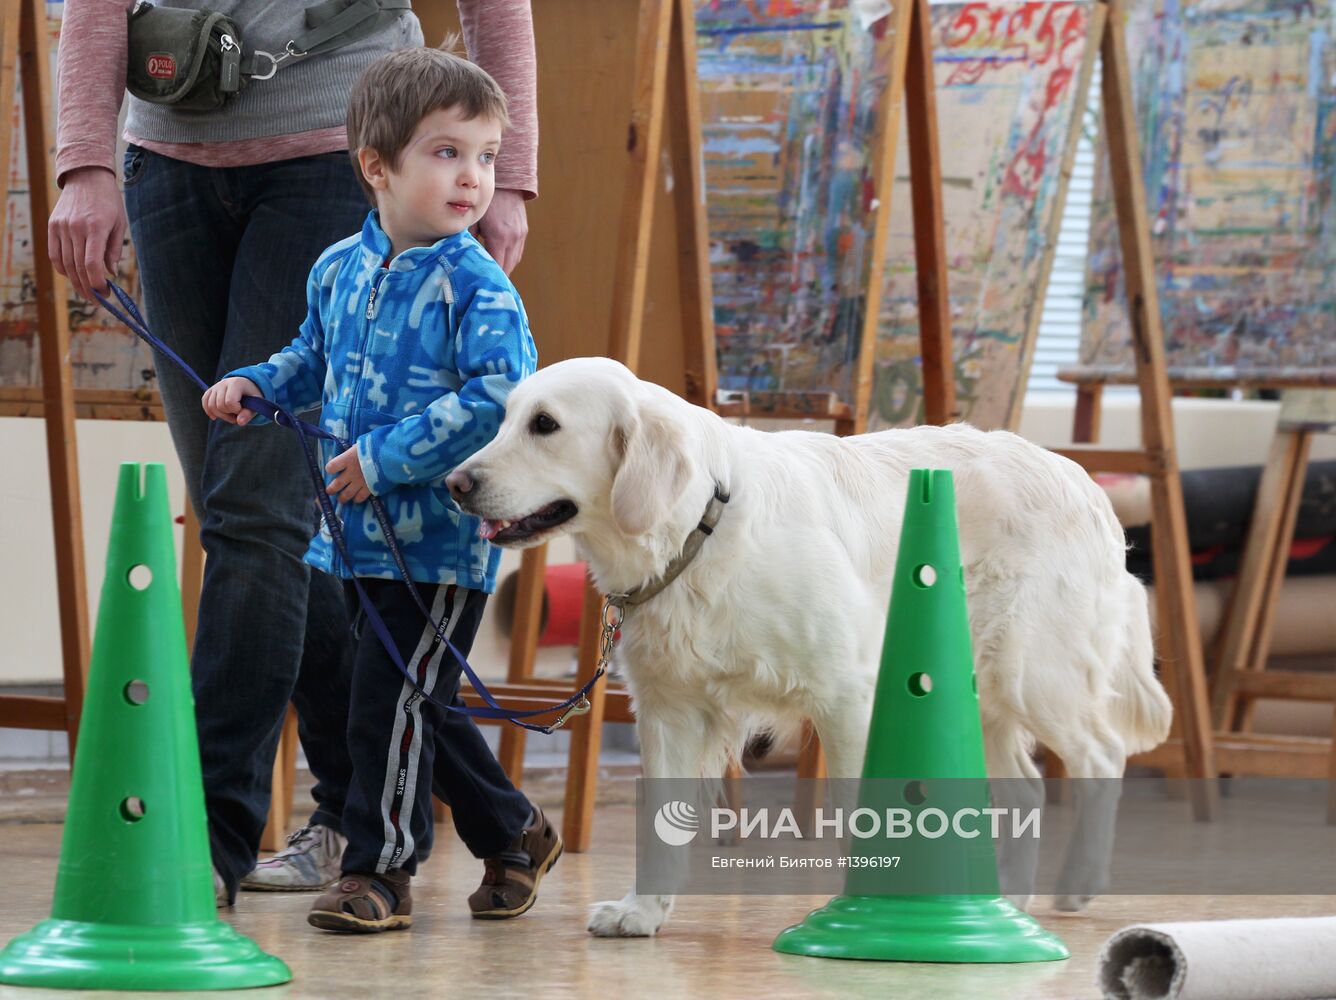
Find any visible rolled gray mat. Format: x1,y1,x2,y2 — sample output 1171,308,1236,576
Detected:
1098,918,1336,1000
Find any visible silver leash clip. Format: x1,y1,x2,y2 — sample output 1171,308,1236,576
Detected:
544,695,592,734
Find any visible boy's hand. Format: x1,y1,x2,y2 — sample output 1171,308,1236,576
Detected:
326,446,371,504
202,376,262,425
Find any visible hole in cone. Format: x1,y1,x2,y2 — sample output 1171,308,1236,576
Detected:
912,564,936,588
120,796,147,823
128,565,153,590
904,780,928,805
123,680,150,705
907,672,933,697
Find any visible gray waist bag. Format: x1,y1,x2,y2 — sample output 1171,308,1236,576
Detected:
126,0,412,113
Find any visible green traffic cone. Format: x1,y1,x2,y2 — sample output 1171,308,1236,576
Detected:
0,463,291,990
773,469,1068,963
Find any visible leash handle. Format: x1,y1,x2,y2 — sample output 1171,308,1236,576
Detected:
93,281,606,733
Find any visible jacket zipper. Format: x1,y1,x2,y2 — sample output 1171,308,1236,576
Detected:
332,268,386,578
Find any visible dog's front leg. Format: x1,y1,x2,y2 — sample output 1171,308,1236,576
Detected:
587,711,713,938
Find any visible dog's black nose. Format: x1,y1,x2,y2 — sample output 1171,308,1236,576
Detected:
446,469,475,499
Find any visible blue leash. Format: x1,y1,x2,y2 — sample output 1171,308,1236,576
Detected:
94,281,602,734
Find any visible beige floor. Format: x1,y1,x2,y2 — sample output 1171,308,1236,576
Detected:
2,803,1334,1000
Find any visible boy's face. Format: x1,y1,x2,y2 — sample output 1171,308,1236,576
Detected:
366,106,502,251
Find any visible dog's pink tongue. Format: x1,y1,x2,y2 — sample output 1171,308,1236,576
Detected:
478,519,502,540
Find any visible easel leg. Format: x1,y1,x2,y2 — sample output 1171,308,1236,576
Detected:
1236,430,1311,733
606,0,675,370
1211,429,1309,728
499,544,549,785
19,0,91,757
181,501,204,653
667,0,716,407
904,0,955,427
1073,384,1104,445
1099,0,1216,815
1327,700,1336,825
850,0,916,432
562,580,609,853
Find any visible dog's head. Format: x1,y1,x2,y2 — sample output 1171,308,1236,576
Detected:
447,357,696,548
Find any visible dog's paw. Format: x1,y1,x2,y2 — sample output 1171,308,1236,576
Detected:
586,895,665,937
1052,893,1094,913
1005,892,1033,912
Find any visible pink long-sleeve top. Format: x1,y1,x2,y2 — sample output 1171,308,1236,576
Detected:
54,1,538,198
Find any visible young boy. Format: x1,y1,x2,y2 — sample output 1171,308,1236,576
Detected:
202,45,556,933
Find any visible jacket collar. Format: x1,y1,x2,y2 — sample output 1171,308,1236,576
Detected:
359,211,476,272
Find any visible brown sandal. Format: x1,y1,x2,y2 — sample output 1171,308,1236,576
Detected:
468,805,563,919
307,869,412,933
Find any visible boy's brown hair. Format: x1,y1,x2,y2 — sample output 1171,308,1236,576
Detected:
346,40,509,201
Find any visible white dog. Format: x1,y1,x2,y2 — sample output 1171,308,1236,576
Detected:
446,357,1171,937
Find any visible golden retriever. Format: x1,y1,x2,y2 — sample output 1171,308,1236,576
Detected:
446,357,1170,937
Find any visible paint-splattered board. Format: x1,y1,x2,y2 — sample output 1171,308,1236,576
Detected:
870,0,1097,429
1079,0,1336,382
1,2,151,398
698,0,1097,428
697,0,891,406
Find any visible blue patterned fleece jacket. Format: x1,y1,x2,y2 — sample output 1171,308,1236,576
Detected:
231,212,537,590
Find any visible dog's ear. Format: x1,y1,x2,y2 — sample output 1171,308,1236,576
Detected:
610,398,692,536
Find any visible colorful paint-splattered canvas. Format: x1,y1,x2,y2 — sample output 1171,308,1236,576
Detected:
1082,0,1336,379
697,0,892,403
869,1,1095,429
1,2,150,393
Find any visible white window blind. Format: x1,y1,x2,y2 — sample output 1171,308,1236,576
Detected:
1028,64,1102,394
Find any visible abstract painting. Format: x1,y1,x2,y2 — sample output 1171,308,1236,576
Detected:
870,0,1095,429
1081,0,1336,379
697,0,892,404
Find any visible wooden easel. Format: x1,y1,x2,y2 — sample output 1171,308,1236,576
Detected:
1045,0,1225,817
456,0,956,853
1065,373,1336,816
0,0,91,757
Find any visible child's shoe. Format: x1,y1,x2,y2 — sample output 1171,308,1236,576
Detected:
241,823,345,892
468,805,562,919
307,869,412,933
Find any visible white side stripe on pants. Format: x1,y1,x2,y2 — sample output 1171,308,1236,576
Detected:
375,584,459,873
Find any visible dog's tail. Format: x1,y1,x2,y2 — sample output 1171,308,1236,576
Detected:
1112,578,1173,754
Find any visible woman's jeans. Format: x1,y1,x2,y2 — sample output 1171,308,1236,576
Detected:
124,146,368,893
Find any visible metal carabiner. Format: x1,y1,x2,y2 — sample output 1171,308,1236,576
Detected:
249,41,308,81
543,696,592,734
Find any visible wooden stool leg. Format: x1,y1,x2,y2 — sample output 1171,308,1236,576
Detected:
499,545,549,786
794,723,826,836
562,581,608,852
260,705,299,852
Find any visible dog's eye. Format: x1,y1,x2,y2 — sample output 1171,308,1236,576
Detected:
530,412,559,436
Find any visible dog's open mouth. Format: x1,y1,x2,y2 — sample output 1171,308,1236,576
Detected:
477,500,578,544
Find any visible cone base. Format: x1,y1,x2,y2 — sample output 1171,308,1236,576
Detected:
0,917,292,991
773,895,1069,963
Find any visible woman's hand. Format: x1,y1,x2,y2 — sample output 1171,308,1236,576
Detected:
49,166,127,300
